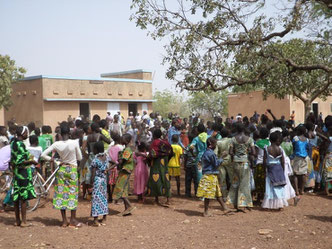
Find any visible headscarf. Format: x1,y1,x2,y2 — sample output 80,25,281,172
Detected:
21,126,28,135
150,138,172,158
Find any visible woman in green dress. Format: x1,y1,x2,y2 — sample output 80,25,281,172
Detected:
147,129,173,205
11,126,38,227
227,123,256,212
112,133,136,216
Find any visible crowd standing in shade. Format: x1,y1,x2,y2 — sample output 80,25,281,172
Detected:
0,109,331,227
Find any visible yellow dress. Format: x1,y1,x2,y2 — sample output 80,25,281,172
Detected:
168,144,183,176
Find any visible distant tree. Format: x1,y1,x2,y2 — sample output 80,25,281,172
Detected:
153,89,190,118
0,55,26,109
188,90,228,119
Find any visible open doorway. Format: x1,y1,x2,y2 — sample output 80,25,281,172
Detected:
79,103,90,120
312,103,318,121
128,103,137,116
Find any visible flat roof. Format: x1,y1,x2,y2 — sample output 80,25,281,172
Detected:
100,69,153,77
44,98,155,102
20,75,152,84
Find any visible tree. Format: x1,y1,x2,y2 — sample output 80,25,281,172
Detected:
188,90,228,119
258,39,332,118
153,89,190,118
0,55,26,109
130,1,331,102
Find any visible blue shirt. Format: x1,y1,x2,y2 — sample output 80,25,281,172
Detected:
201,148,223,175
191,135,207,163
168,126,184,148
292,136,309,158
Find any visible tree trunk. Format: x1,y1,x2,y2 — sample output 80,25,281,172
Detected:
304,100,311,121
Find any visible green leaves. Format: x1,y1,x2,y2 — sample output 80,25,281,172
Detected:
0,54,26,109
130,0,331,116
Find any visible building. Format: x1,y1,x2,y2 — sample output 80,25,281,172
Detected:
3,69,153,129
228,90,332,124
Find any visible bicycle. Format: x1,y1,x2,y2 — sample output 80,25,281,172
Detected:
30,160,60,212
0,171,13,210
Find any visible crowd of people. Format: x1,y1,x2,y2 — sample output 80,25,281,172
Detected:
0,109,331,227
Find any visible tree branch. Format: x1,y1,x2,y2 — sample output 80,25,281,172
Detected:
310,76,332,101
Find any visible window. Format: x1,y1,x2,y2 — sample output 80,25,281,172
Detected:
107,102,120,117
142,103,148,112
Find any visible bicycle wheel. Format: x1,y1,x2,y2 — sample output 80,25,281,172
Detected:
0,175,7,204
0,174,11,200
27,176,43,212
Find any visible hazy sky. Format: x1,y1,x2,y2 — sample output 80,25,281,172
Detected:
0,0,176,92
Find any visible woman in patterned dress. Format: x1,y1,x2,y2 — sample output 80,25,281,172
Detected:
41,123,83,227
227,123,256,212
147,129,173,206
11,126,38,227
112,134,136,215
90,141,109,226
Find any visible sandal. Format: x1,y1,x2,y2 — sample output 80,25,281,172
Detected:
122,206,136,216
69,222,83,228
294,196,301,206
20,223,32,228
60,223,69,228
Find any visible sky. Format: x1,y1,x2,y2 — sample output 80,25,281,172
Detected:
0,0,176,92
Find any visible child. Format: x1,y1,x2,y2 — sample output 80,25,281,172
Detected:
112,133,136,215
254,127,270,203
180,124,189,148
90,141,109,226
168,134,183,195
280,130,298,205
99,119,111,151
184,133,198,197
27,135,43,175
133,142,149,203
215,128,232,201
292,125,310,196
262,132,288,210
197,137,229,217
40,126,54,178
108,133,123,202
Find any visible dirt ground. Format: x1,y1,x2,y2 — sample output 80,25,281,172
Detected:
0,182,331,249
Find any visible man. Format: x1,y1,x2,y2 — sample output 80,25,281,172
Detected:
106,112,113,126
135,113,142,122
290,110,295,126
110,114,123,136
142,111,149,121
117,111,125,126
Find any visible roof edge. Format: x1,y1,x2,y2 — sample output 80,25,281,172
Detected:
100,69,153,77
19,75,152,84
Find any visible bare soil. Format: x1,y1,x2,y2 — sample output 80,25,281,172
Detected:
0,182,331,249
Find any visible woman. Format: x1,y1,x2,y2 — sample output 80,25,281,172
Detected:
11,126,38,227
227,123,256,212
147,129,173,205
112,134,136,215
41,122,83,227
82,122,110,199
